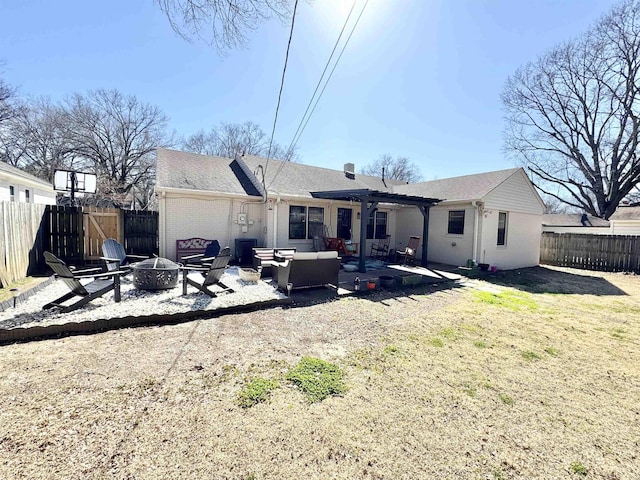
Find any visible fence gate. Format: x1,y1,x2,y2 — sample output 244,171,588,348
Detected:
83,207,121,260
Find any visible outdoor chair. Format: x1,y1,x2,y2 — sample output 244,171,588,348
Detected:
180,240,221,267
102,238,151,274
396,236,420,265
370,235,391,259
181,246,234,297
42,251,124,313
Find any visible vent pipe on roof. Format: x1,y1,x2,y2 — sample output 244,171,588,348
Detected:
382,166,385,182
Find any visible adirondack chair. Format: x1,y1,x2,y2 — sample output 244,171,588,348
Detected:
370,234,391,259
42,251,124,313
181,246,234,297
396,236,420,265
102,238,150,274
180,240,221,267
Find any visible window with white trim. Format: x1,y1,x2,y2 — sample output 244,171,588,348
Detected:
448,210,465,234
9,185,15,202
497,211,508,246
366,211,387,239
289,206,325,240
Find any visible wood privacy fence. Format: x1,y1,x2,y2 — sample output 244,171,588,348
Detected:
540,232,640,273
1,203,158,287
0,202,47,287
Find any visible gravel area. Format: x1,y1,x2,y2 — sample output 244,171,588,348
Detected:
0,267,286,330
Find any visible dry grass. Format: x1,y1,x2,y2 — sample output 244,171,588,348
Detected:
0,266,639,479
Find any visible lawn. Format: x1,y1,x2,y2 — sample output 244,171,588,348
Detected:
0,266,638,479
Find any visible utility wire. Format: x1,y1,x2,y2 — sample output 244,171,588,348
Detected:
287,0,358,155
267,0,370,189
264,0,300,177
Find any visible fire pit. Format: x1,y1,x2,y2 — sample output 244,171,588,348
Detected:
132,257,179,290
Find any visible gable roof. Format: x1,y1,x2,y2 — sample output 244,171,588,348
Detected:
156,149,260,196
391,168,522,202
155,149,406,198
542,214,609,227
0,161,54,189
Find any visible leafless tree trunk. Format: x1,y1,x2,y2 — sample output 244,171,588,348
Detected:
155,0,291,53
503,0,640,219
360,154,422,183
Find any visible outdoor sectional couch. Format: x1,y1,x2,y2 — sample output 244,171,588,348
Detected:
252,247,296,279
276,251,341,292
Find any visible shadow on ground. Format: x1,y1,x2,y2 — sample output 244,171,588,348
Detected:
286,280,464,308
479,266,628,296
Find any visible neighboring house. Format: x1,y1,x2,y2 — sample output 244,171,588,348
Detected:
542,213,610,235
155,149,544,270
609,205,640,235
0,162,56,205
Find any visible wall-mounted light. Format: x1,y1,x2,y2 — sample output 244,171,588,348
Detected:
357,212,361,220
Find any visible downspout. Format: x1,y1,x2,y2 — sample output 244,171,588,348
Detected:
159,191,166,258
272,194,281,247
472,200,480,263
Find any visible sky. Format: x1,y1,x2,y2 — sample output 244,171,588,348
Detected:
1,0,616,181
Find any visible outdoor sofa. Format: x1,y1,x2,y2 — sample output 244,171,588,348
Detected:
276,251,341,292
252,247,296,279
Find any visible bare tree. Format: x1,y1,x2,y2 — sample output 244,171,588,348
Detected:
360,154,422,183
0,63,16,125
183,120,297,161
155,0,291,53
503,0,640,219
64,89,171,208
0,98,76,180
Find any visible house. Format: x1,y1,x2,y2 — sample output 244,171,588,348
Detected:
155,149,544,270
0,162,56,205
542,213,610,235
609,205,640,235
393,168,545,269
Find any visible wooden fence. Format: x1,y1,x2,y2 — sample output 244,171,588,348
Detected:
0,203,158,287
0,202,47,287
540,232,640,273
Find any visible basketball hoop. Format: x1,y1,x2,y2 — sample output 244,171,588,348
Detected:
53,169,97,202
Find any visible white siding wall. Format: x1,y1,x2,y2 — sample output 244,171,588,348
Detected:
483,170,545,215
478,210,541,269
610,221,640,235
0,178,56,205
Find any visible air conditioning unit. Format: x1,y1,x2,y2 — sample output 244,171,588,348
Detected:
237,213,248,225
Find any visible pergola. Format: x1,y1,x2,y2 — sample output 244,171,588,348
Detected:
310,189,442,273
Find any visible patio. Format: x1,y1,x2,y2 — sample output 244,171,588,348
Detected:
0,260,461,344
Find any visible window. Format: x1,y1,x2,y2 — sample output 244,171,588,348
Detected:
366,211,388,239
289,206,325,240
25,189,30,203
497,211,508,246
9,185,15,202
307,207,324,239
448,210,465,234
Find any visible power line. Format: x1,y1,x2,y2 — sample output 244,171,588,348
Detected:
287,0,358,154
267,0,370,189
264,0,300,178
